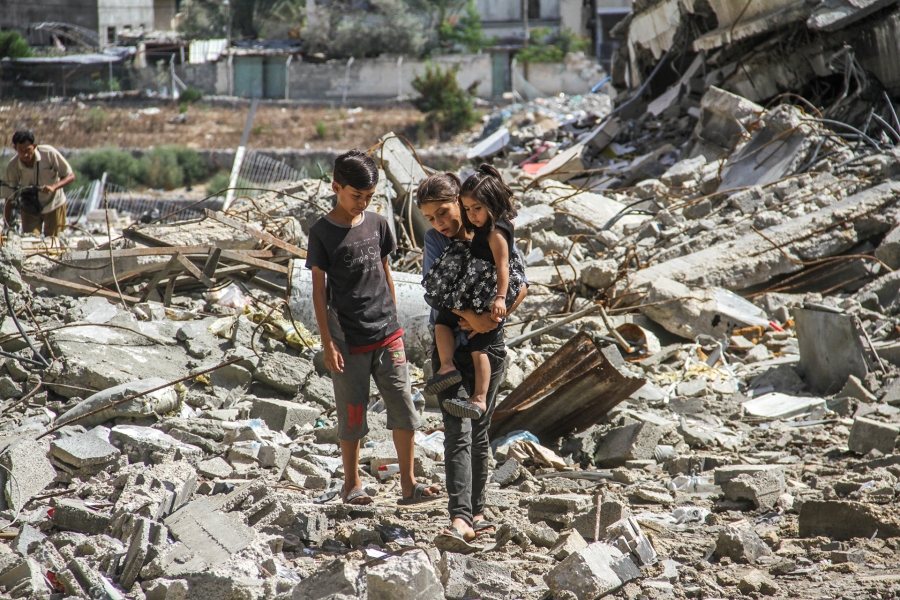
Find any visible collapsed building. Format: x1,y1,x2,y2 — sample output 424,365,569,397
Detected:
0,1,900,596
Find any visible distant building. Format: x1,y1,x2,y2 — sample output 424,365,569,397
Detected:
0,0,177,47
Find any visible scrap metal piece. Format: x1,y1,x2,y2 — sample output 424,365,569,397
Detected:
490,331,646,441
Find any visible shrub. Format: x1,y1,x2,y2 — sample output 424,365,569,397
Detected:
180,87,203,103
85,107,107,133
172,147,208,186
206,170,231,197
517,28,590,63
69,148,143,189
0,30,33,59
141,148,183,190
315,120,327,139
411,63,478,136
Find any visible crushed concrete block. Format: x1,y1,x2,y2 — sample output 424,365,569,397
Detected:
291,558,366,600
53,499,111,535
527,494,593,527
288,507,328,543
109,425,203,465
581,259,620,290
112,461,197,523
162,483,258,574
249,398,320,433
715,520,772,563
573,497,631,541
197,457,233,479
595,422,664,468
798,500,900,540
848,416,899,455
875,223,900,269
0,558,51,597
253,354,314,393
660,156,706,187
12,524,45,556
50,433,120,469
0,438,55,512
641,278,769,341
300,373,336,409
526,522,560,548
676,379,707,398
719,468,786,510
490,458,523,486
839,375,877,403
56,378,180,427
349,527,381,549
366,548,443,600
605,517,657,566
258,445,291,471
738,569,779,595
439,552,517,600
545,542,639,600
550,529,588,561
119,517,150,591
794,307,870,395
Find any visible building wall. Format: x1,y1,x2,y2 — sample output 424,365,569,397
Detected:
475,0,561,23
98,0,156,42
514,55,606,96
153,0,177,30
0,0,99,34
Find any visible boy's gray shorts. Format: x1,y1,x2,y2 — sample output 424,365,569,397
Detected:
331,336,421,441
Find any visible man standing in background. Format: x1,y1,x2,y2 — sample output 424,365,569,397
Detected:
2,130,75,237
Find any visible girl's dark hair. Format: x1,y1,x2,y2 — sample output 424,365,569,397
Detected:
459,164,517,230
416,172,461,207
333,149,379,190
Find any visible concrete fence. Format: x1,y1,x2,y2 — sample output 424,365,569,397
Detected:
176,52,604,101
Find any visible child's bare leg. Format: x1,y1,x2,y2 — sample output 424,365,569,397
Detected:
469,350,490,413
434,324,457,376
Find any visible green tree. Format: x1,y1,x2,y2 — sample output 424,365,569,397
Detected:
412,63,478,136
518,28,589,63
437,0,495,53
0,30,33,59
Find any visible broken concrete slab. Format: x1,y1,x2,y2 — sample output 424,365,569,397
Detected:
527,494,593,527
617,181,900,297
848,416,899,455
50,432,120,470
720,468,786,510
715,519,772,563
253,355,314,394
0,558,50,597
249,398,320,433
595,422,664,468
545,542,639,600
741,393,826,419
109,425,203,465
641,278,770,341
799,500,900,540
605,517,657,566
52,499,111,535
291,558,366,600
55,378,179,428
367,548,443,600
0,438,55,513
550,529,589,561
439,552,517,600
688,87,764,160
794,308,873,395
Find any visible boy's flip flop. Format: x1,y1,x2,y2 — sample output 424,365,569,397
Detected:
398,483,442,505
424,370,462,395
473,519,497,534
433,527,483,554
442,397,484,420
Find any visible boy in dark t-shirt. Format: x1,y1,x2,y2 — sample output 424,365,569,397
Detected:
306,150,441,506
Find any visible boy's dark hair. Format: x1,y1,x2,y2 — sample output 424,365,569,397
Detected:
416,172,461,207
460,164,517,231
12,130,34,146
333,149,378,190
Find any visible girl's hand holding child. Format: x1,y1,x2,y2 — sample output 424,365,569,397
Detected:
491,295,507,320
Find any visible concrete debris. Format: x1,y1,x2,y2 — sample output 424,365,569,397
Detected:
4,37,900,596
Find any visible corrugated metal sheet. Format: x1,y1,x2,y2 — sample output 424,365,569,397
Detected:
188,39,228,64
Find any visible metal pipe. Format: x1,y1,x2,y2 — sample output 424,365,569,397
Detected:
2,285,50,368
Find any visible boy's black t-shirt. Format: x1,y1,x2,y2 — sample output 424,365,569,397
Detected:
305,211,401,348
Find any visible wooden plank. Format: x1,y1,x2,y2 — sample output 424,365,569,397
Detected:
203,248,222,278
49,246,275,260
220,250,289,275
139,255,180,302
204,209,306,258
122,228,173,248
164,276,176,306
23,272,142,303
175,253,216,287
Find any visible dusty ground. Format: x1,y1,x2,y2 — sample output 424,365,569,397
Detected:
0,100,430,150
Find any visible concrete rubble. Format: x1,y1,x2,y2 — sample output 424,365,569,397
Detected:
1,14,900,596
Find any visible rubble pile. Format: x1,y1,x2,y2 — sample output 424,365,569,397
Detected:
2,38,900,597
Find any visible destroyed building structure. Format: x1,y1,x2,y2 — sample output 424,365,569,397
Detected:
0,0,900,596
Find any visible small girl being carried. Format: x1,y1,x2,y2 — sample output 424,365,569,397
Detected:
422,164,526,419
